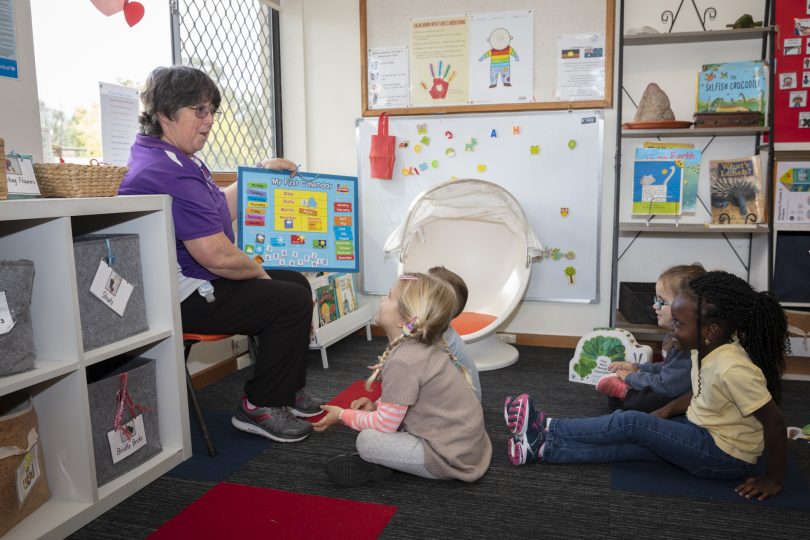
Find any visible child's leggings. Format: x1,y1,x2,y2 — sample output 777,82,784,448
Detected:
543,411,755,480
356,430,438,479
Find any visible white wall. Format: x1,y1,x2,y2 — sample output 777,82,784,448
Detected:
279,0,772,338
0,0,42,161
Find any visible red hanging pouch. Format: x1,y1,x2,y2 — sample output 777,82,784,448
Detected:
369,112,396,180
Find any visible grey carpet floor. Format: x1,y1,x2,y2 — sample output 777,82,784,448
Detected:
70,335,810,539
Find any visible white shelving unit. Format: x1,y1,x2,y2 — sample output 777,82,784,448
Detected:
310,304,373,369
0,195,189,539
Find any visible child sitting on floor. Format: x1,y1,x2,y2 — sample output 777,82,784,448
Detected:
596,264,705,412
313,272,492,487
504,271,789,501
428,266,482,401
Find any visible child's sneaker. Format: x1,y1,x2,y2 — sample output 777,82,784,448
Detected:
232,396,313,442
325,453,393,487
596,374,630,400
504,394,547,466
288,387,325,418
504,394,542,435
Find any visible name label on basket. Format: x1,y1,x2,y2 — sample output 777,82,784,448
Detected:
107,414,147,464
0,291,14,334
90,260,133,317
15,443,41,506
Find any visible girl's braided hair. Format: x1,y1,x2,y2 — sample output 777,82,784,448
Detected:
689,271,789,403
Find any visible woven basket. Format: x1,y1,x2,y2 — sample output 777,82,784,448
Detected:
33,162,127,198
0,138,7,200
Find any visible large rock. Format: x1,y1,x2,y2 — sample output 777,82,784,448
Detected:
634,83,675,122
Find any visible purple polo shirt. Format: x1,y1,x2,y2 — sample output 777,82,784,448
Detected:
118,134,234,281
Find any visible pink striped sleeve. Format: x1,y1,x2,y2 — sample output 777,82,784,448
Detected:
340,401,408,433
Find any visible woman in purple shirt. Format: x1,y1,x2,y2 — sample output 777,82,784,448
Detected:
119,66,321,443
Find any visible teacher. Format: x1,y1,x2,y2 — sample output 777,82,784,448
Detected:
119,66,321,443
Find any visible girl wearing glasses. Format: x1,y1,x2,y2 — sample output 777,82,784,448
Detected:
596,264,705,412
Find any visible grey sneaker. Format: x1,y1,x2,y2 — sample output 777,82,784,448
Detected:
288,387,325,418
231,396,312,442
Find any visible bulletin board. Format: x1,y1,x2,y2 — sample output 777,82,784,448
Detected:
237,167,359,272
360,0,615,116
357,110,604,302
774,1,810,144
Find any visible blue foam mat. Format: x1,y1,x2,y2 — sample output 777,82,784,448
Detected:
167,409,272,482
611,457,810,511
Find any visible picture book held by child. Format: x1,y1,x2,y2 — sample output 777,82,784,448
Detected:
505,271,789,501
313,272,491,487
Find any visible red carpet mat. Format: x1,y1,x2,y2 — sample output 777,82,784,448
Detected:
149,482,397,539
306,379,382,423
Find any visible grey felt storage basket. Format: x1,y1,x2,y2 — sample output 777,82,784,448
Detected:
0,260,36,377
87,356,161,486
73,234,147,351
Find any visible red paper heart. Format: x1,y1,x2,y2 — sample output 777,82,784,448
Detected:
123,0,144,27
90,0,124,17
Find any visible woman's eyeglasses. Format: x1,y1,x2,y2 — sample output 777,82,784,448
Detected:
653,296,670,309
186,105,222,119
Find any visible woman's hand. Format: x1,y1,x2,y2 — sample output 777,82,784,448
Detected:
350,397,377,411
615,368,632,381
609,362,637,373
312,405,342,432
258,158,298,175
735,476,783,500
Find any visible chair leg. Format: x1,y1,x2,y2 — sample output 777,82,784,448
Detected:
185,343,217,457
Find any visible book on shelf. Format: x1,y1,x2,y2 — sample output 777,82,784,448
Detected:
329,272,359,318
696,60,768,123
632,159,684,216
315,281,338,326
636,145,701,214
774,161,810,224
709,155,765,224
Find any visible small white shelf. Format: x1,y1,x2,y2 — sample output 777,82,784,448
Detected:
623,27,772,46
621,126,768,138
310,304,374,368
2,499,94,540
619,222,769,234
773,223,810,232
82,326,174,366
0,359,78,396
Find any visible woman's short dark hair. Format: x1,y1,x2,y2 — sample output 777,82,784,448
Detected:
139,66,221,137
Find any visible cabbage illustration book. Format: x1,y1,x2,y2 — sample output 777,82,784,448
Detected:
569,329,652,385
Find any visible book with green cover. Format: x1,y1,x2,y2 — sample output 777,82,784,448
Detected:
696,61,768,121
330,273,359,317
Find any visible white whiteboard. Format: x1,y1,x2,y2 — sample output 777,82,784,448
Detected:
357,110,603,302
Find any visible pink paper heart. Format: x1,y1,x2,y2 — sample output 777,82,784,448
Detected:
90,0,124,17
123,0,145,27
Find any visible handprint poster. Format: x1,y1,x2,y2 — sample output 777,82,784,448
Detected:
469,11,533,104
409,15,469,106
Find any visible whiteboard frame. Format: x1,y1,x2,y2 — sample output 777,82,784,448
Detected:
355,110,604,303
360,0,615,116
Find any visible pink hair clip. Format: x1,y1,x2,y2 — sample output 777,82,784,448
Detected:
402,316,417,336
399,274,418,280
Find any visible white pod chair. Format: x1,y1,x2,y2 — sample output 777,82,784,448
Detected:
384,179,542,370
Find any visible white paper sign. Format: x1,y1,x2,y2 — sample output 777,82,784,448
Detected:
0,291,14,334
15,443,41,505
90,260,134,316
368,46,409,109
4,154,40,197
555,33,606,101
100,82,140,166
107,414,147,464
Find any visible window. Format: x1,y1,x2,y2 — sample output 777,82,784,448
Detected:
31,1,171,163
172,0,281,171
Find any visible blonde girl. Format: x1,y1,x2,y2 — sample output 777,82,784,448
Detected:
313,273,492,487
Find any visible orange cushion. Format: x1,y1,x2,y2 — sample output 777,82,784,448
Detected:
182,333,233,343
450,312,497,336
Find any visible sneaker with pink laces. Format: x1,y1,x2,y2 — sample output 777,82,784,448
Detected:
504,394,548,466
595,374,630,400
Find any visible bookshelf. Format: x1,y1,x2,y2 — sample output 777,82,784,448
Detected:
0,196,189,539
